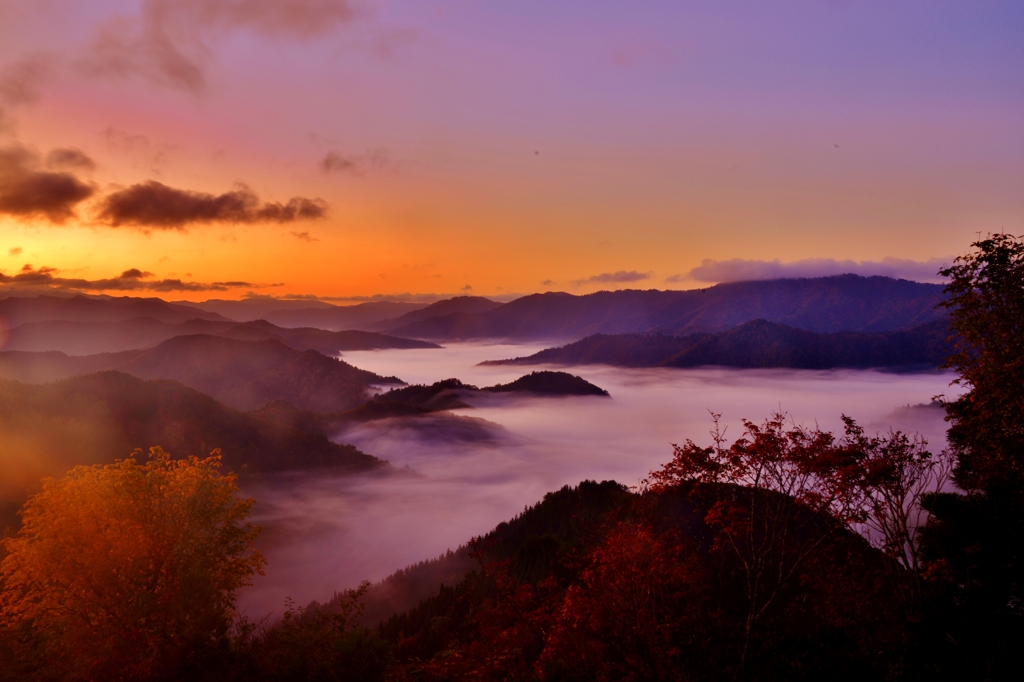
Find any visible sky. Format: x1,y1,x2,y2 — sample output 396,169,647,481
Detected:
0,0,1021,301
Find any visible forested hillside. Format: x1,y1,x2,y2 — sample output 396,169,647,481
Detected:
486,318,951,369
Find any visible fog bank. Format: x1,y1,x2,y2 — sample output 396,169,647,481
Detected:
238,343,957,619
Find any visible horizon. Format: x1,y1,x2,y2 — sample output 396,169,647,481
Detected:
0,269,949,307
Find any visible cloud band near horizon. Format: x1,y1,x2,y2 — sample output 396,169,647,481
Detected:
676,257,952,284
0,264,274,293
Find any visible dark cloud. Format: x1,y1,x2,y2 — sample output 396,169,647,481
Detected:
81,0,359,93
0,145,95,223
45,148,98,172
460,284,473,292
682,257,952,285
320,149,389,176
95,180,327,229
540,279,555,287
572,270,653,286
0,264,265,293
290,231,319,242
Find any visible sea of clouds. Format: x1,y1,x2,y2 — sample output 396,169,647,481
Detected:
237,343,957,619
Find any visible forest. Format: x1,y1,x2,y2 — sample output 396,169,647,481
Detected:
0,235,1021,681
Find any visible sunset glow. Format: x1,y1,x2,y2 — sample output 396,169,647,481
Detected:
1,1,1020,301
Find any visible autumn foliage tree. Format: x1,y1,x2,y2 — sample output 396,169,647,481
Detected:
645,412,947,675
646,413,867,671
0,447,265,681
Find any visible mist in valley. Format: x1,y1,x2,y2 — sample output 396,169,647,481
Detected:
238,343,958,619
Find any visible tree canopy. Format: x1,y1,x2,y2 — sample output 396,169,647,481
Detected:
0,447,264,681
939,232,1024,493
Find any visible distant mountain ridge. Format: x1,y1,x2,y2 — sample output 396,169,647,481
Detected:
367,296,502,332
0,294,228,325
1,316,439,355
0,335,402,412
484,319,952,370
259,301,429,330
387,276,946,342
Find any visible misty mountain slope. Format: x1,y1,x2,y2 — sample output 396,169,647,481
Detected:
248,394,506,446
247,372,607,447
0,335,404,412
485,319,952,370
366,480,901,677
367,296,503,332
116,336,399,412
1,316,439,355
260,301,429,330
386,275,946,341
0,371,385,530
325,480,633,628
0,293,229,325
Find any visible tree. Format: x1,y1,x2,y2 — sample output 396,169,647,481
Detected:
846,420,951,604
0,447,265,681
939,232,1024,493
919,233,1024,677
647,413,871,674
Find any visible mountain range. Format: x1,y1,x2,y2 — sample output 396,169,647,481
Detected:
0,335,402,412
1,316,438,355
484,318,952,370
382,276,946,342
0,294,228,326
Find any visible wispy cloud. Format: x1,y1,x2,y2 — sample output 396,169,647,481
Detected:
79,0,361,93
96,180,327,229
290,231,319,242
677,257,952,285
0,264,272,293
319,149,389,176
0,54,57,106
45,148,98,172
572,270,653,287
